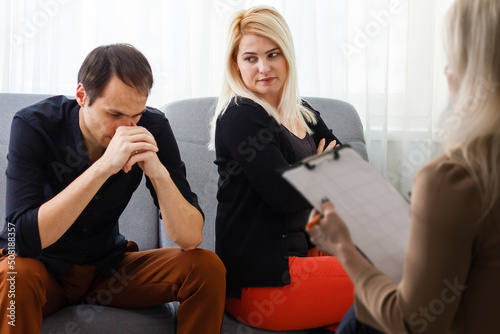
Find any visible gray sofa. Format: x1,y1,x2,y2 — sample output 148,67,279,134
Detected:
0,93,367,333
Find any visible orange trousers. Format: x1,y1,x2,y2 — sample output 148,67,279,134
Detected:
0,245,226,334
225,248,354,331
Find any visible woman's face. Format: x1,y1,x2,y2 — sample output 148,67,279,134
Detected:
235,34,287,108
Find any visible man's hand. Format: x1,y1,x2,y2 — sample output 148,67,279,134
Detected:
122,146,166,179
102,125,203,250
96,126,159,176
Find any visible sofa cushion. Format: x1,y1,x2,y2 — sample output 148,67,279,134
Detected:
222,313,315,334
41,303,177,333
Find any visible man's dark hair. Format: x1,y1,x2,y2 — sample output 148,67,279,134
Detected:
77,43,153,106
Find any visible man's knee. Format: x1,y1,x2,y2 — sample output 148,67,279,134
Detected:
182,249,226,287
187,249,225,275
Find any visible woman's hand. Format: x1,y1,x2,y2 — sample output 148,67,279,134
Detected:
306,198,353,255
317,138,339,154
307,198,373,280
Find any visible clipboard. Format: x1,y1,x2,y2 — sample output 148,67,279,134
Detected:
280,145,410,282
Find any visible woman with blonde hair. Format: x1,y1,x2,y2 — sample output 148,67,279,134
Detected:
308,0,500,333
210,5,353,332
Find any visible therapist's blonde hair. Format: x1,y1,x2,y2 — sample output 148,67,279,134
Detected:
443,0,500,215
209,5,317,150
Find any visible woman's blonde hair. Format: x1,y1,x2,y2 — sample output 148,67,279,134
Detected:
443,0,500,214
209,5,317,150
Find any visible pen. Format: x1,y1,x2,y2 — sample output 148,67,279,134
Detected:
306,214,322,229
306,197,329,229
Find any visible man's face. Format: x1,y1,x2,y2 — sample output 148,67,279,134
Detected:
77,76,148,151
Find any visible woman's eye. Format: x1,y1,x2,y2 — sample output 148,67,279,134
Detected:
245,56,256,62
269,52,279,58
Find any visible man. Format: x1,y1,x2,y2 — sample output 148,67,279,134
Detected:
0,44,225,333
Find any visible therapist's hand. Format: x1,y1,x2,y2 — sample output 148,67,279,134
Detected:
306,198,354,255
308,198,374,281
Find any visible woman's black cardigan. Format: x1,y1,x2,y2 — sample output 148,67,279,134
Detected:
214,97,340,298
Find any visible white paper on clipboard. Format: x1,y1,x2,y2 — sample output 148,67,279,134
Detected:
281,146,410,282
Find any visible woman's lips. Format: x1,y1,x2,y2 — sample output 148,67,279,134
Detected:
258,77,275,84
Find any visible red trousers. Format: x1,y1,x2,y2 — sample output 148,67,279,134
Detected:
225,248,354,331
0,245,226,334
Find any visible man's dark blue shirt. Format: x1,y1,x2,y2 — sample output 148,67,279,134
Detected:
0,96,202,280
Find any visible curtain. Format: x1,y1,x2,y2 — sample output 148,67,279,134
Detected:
0,0,455,196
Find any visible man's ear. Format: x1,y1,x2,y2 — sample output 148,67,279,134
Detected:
75,83,88,107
